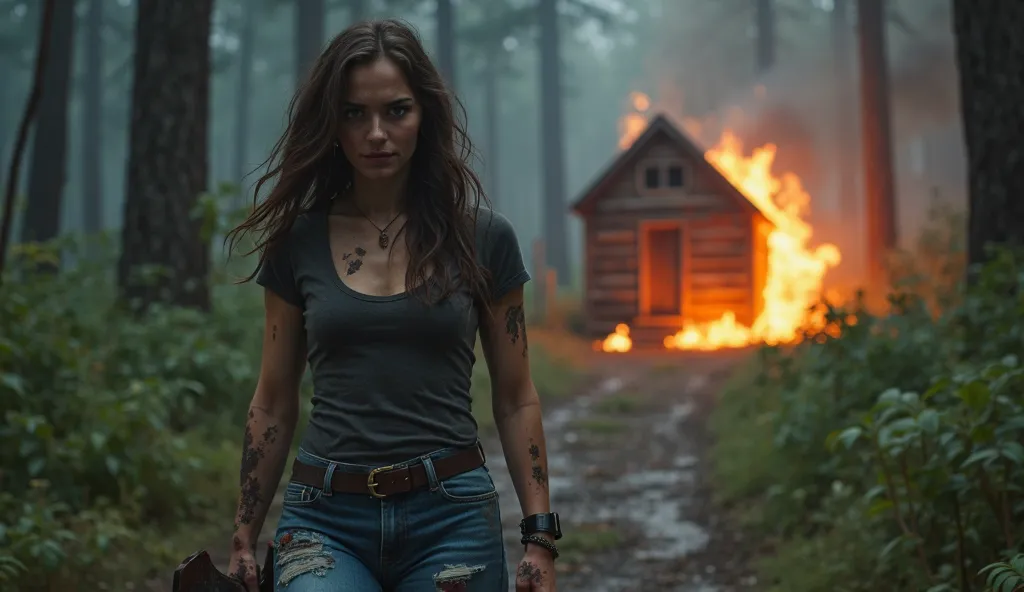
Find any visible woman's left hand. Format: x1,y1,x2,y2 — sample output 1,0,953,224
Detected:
514,547,557,591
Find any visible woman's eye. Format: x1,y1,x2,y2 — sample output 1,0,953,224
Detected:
389,106,408,117
344,108,362,119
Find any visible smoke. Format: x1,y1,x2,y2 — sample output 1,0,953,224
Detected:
640,0,965,286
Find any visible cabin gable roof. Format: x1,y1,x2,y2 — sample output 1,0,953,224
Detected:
570,114,770,223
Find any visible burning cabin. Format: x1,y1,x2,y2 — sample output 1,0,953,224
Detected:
571,114,775,347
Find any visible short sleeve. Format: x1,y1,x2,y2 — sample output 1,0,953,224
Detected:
255,236,303,307
478,210,531,301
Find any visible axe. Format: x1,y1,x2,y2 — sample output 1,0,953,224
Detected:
171,543,274,592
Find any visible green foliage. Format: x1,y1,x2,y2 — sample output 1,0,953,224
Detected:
0,238,263,589
711,227,1024,590
0,230,583,589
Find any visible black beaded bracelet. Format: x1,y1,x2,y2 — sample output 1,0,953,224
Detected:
521,534,559,560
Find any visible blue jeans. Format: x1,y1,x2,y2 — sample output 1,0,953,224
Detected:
272,446,508,591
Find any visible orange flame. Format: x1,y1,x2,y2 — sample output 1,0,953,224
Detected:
595,323,633,353
602,92,841,351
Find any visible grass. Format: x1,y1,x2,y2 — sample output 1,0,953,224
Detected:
556,523,623,564
593,393,643,414
569,416,626,435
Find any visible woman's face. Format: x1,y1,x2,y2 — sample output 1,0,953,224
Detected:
338,57,422,183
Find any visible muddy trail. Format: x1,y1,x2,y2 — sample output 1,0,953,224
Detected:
486,351,760,591
154,350,759,591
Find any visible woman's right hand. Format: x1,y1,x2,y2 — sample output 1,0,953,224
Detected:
228,536,261,592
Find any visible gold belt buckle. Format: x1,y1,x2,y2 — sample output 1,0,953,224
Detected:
367,464,395,499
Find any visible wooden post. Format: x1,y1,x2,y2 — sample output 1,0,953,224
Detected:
531,238,547,323
545,268,559,328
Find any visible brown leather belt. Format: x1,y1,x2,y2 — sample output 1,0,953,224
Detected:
289,445,486,498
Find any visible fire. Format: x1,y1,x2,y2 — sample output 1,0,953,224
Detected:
603,92,841,351
595,323,633,353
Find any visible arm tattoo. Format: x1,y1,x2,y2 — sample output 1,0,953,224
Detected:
342,247,367,276
236,409,279,526
271,324,277,341
504,304,528,357
528,440,548,487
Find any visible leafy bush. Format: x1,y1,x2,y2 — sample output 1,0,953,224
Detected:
0,237,264,589
710,214,1024,591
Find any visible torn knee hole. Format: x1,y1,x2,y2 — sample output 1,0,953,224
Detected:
274,530,335,587
434,564,486,592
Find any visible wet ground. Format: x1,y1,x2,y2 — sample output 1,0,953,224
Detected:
155,350,760,591
487,351,761,591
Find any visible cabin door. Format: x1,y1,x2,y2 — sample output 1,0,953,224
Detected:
641,223,683,317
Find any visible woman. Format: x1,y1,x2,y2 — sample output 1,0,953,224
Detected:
224,19,561,592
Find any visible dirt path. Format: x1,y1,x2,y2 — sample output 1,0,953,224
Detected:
484,350,761,591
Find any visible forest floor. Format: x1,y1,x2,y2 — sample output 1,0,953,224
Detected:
148,348,764,592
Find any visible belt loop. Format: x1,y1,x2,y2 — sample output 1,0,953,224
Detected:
322,462,337,497
476,440,487,464
421,456,440,492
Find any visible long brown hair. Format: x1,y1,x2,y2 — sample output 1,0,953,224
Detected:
226,19,491,307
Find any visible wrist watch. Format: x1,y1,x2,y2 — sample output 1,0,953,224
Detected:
519,512,562,540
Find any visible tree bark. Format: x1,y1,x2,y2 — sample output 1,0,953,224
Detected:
295,0,325,87
350,0,368,22
856,0,897,288
21,0,75,249
538,0,569,286
482,45,500,209
234,3,254,186
832,0,859,220
82,0,104,235
435,0,456,89
0,0,56,278
952,1,1024,269
117,0,214,312
755,0,775,74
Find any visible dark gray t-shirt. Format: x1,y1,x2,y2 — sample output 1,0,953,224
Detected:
256,205,530,465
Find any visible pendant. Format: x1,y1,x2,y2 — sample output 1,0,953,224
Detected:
379,232,389,249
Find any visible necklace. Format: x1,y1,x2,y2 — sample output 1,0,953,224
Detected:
352,205,403,249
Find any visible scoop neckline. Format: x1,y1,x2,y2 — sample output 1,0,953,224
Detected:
319,207,412,303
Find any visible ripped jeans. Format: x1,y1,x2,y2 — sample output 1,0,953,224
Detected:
272,446,508,591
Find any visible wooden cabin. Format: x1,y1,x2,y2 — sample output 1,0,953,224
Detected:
570,114,774,347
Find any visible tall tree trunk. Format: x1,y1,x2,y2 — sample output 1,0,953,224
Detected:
856,0,897,288
295,0,325,86
350,0,368,23
832,0,858,220
0,0,56,278
234,3,254,186
435,0,456,89
82,0,104,235
482,46,500,209
538,0,569,286
21,0,75,248
118,0,214,312
755,0,775,74
953,2,1024,269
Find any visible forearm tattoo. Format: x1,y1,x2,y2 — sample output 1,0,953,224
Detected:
236,408,279,527
504,304,528,357
528,440,548,487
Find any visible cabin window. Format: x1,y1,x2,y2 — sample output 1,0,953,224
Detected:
644,166,661,188
637,158,688,193
667,165,684,187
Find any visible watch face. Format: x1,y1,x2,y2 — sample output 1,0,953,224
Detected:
522,513,562,539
